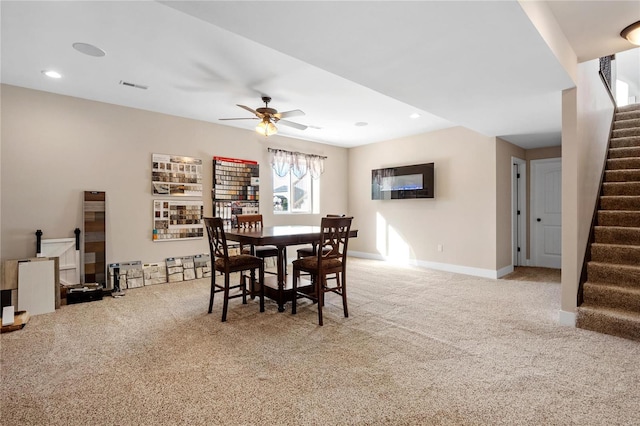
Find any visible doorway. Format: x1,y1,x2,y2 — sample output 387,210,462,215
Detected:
512,157,526,266
530,158,562,269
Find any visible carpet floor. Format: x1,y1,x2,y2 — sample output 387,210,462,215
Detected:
1,258,638,425
501,266,561,283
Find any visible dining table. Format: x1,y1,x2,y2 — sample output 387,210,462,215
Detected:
224,225,358,312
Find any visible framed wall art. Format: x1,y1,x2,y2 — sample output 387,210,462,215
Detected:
153,199,204,241
152,153,203,196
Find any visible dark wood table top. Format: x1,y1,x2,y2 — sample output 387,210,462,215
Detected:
225,225,358,246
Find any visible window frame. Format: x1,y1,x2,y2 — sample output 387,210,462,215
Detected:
272,169,319,214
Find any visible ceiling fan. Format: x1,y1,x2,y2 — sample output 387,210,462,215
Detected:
220,96,307,136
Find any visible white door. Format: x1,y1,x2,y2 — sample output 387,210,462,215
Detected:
531,158,562,269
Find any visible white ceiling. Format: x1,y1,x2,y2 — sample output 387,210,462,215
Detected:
1,1,638,149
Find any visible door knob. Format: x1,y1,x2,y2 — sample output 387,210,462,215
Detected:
537,218,542,222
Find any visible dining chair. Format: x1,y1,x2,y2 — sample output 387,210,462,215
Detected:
291,216,353,326
236,214,281,277
296,214,345,259
204,217,265,322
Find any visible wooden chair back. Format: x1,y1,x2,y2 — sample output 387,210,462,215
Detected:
296,214,346,259
204,217,230,263
236,214,263,229
317,216,353,270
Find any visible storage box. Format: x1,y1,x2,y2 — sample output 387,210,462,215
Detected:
64,283,103,304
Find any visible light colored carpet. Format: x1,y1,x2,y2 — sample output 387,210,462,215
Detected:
1,258,638,425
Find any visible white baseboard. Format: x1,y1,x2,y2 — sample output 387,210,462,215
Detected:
496,265,514,278
558,310,576,327
348,251,508,279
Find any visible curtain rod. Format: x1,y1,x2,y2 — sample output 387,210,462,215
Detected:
268,147,327,160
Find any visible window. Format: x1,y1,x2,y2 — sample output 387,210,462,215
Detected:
616,79,630,107
273,169,316,213
268,148,324,214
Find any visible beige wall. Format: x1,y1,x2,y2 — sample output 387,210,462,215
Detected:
0,85,349,264
526,146,561,161
577,60,615,250
561,60,615,316
496,138,526,270
348,126,500,276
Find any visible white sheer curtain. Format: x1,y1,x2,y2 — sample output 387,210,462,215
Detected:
268,148,325,179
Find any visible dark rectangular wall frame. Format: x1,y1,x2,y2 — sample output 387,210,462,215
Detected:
83,191,107,287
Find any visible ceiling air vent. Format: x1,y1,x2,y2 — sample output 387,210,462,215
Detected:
119,80,148,90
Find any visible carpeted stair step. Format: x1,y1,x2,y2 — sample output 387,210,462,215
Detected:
606,158,640,170
604,169,640,182
583,281,640,312
600,195,640,210
576,305,640,341
610,136,640,149
598,210,640,227
590,242,640,265
613,127,640,138
613,118,640,130
618,104,640,113
602,182,640,196
608,146,640,159
594,226,640,245
587,261,640,288
615,109,640,121
602,183,640,198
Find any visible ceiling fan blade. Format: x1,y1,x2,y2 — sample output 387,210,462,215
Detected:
237,104,265,119
274,109,305,119
237,104,258,115
219,117,259,121
278,120,307,130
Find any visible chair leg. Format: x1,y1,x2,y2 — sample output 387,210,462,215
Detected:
208,273,216,314
241,274,247,305
291,268,299,315
283,247,288,275
259,264,265,313
222,273,230,322
317,276,324,326
249,269,256,299
341,274,348,318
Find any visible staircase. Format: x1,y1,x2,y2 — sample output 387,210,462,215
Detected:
577,103,640,341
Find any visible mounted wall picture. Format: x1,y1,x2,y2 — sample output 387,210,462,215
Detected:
371,163,435,200
212,156,260,229
152,153,203,196
153,199,204,241
83,191,106,287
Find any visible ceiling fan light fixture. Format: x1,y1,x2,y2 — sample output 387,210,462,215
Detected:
621,20,640,45
256,118,277,136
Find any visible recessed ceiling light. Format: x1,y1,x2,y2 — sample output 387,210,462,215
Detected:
42,70,62,79
72,42,106,57
409,113,421,119
355,122,368,127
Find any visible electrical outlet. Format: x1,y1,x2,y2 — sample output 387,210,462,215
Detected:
437,244,443,252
